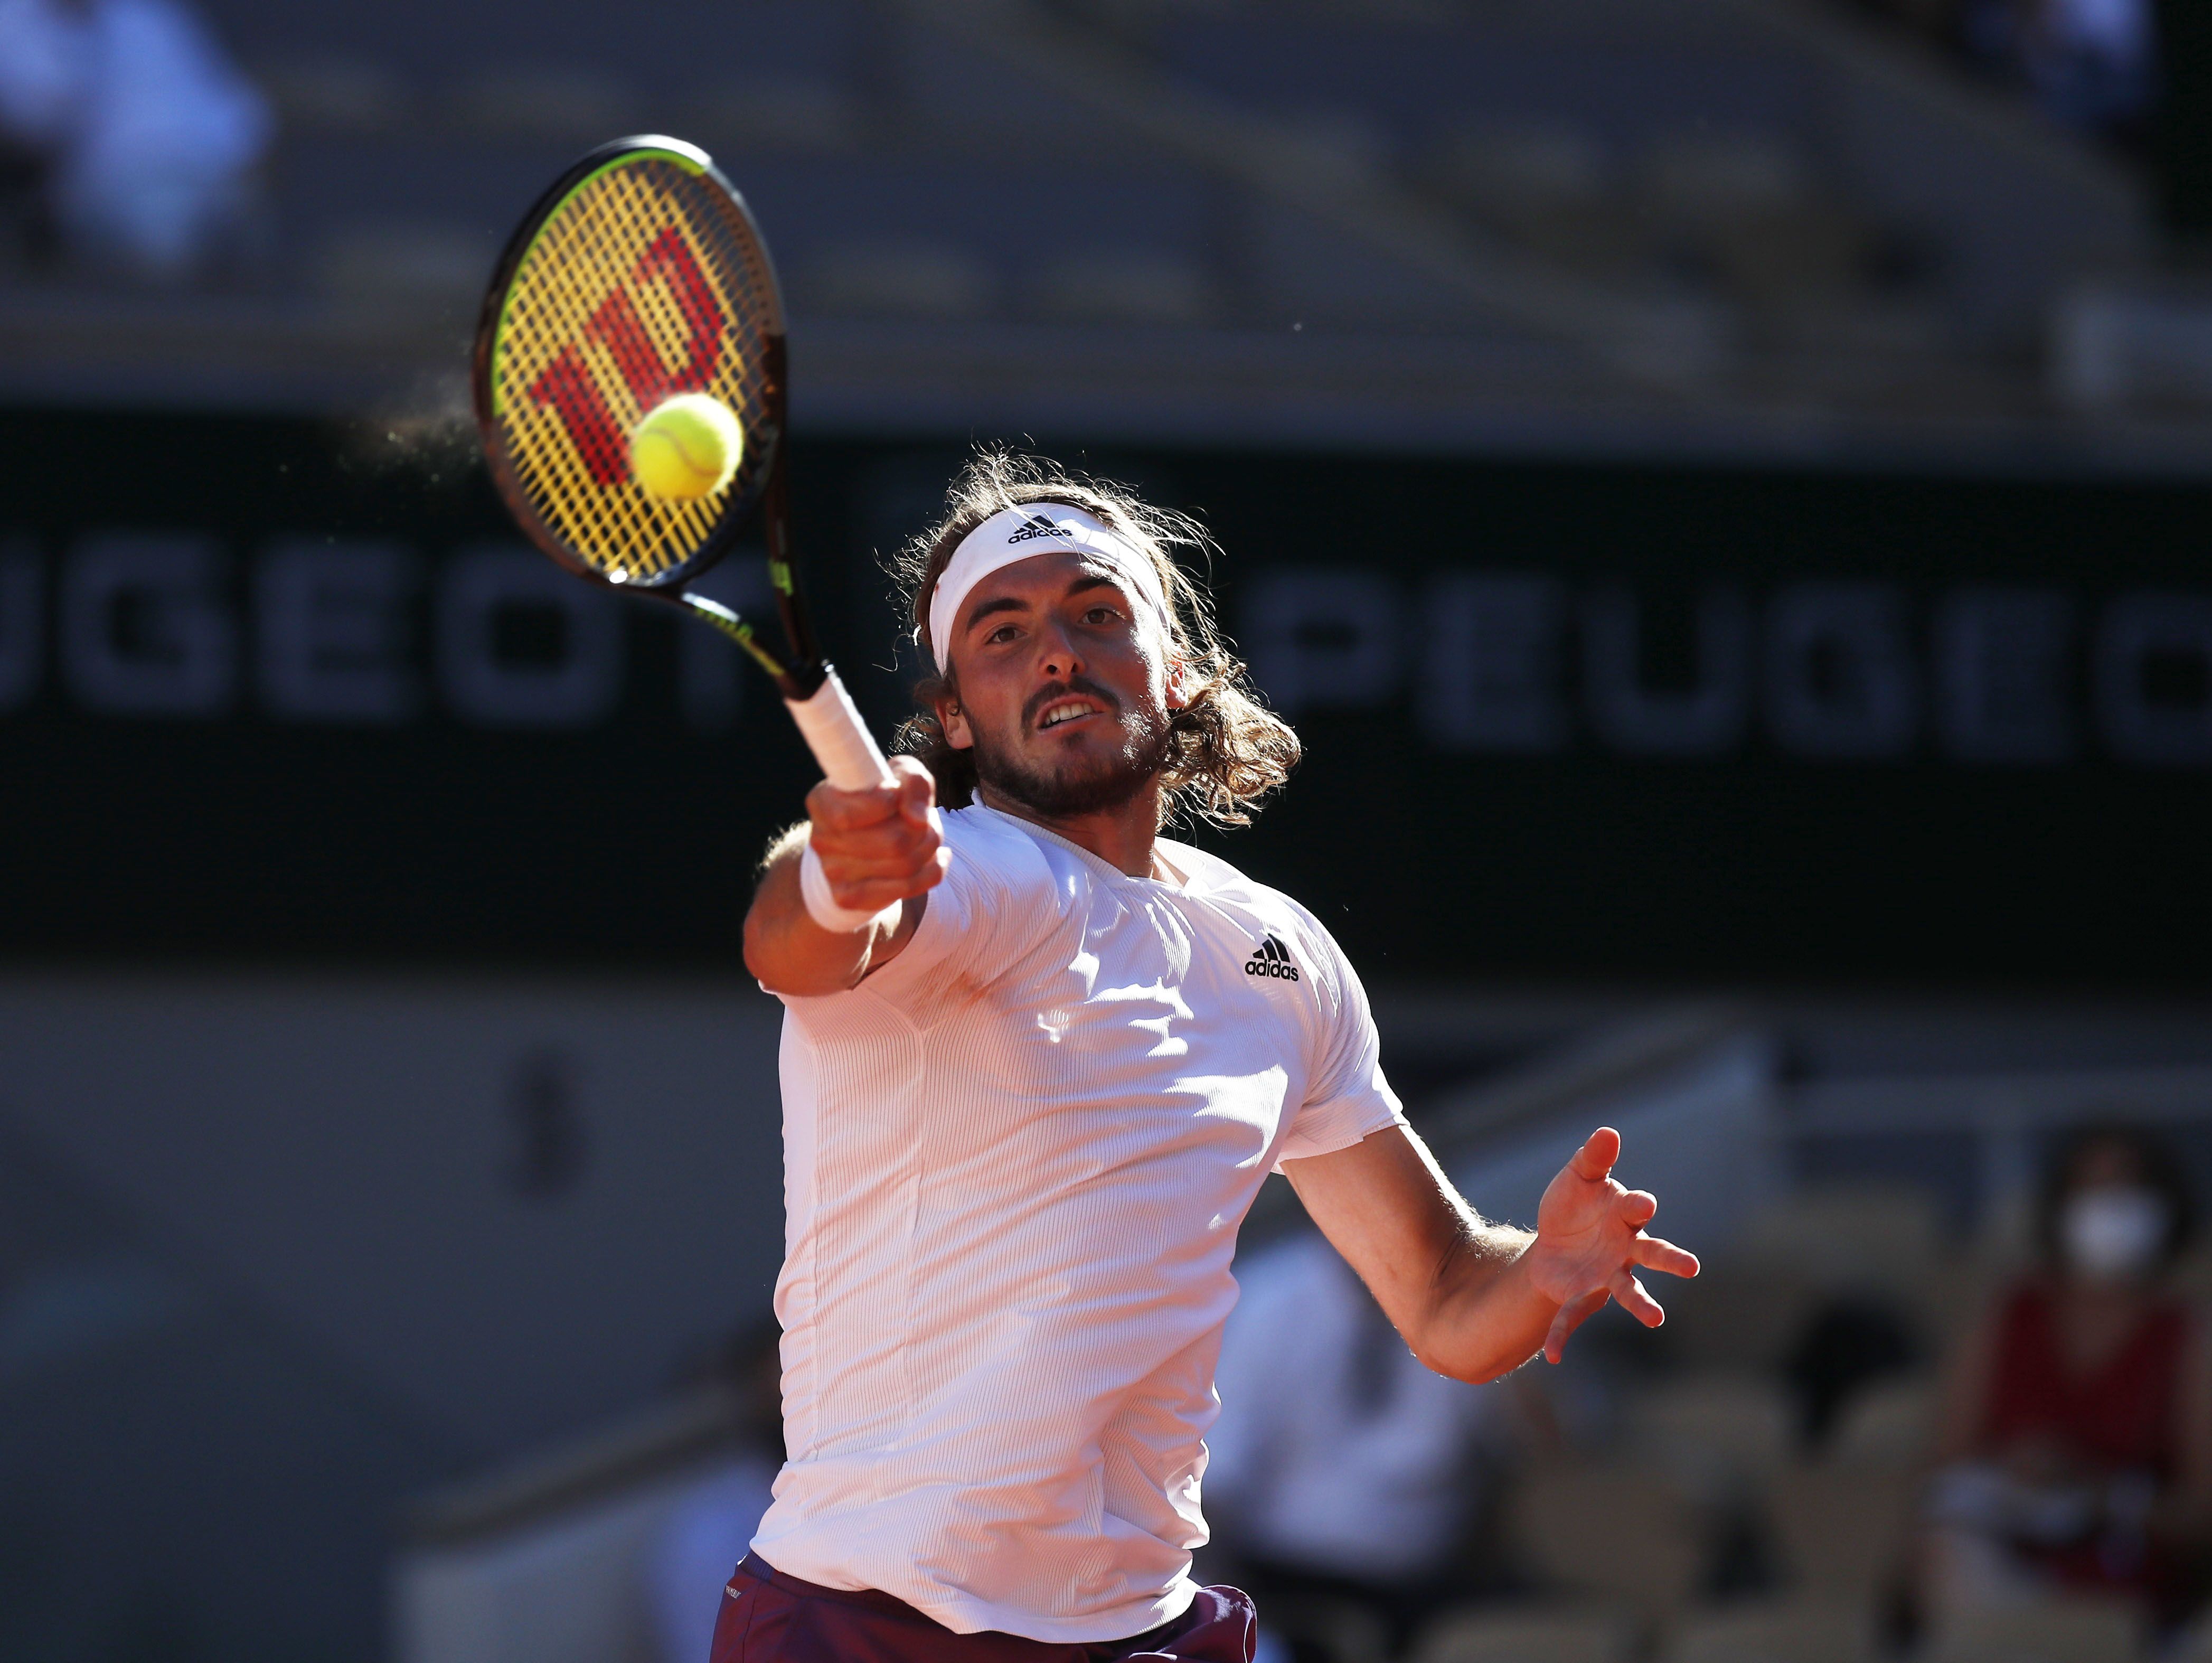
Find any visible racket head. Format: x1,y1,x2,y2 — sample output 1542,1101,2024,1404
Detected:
472,136,785,594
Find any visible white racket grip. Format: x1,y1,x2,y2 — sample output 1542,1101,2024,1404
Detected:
784,667,895,792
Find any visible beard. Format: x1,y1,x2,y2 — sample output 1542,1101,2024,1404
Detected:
969,678,1170,820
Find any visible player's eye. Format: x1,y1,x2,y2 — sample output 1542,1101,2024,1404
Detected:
1082,605,1121,625
984,623,1020,645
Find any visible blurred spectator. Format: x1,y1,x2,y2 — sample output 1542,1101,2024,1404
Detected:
1924,1126,2212,1623
1207,1232,1536,1658
1962,0,2157,138
642,1321,784,1663
1787,1293,1923,1448
0,0,268,279
1849,0,2153,142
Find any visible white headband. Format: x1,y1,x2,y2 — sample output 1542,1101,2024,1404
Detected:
926,503,1171,675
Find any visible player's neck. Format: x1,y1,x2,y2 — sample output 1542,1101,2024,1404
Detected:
974,779,1165,878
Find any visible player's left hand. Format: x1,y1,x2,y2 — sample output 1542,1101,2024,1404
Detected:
1521,1127,1699,1364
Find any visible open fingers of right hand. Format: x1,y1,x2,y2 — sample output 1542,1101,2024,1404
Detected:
1543,1289,1608,1364
1631,1233,1700,1280
1615,1188,1659,1228
1612,1269,1664,1327
1568,1126,1622,1182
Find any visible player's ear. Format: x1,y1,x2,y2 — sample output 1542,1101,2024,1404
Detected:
1164,656,1193,711
936,694,974,750
926,657,975,750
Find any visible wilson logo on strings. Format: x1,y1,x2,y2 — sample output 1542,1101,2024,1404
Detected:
524,227,727,487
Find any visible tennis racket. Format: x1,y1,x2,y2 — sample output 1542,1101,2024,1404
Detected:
471,134,891,792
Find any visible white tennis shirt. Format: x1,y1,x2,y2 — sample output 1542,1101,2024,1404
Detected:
751,804,1406,1642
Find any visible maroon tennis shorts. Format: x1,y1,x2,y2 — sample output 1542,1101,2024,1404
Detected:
711,1553,1257,1662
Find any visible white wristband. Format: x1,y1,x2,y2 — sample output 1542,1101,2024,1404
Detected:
800,841,895,935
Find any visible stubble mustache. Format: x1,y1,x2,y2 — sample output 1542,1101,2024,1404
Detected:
978,677,1171,818
1022,675,1123,731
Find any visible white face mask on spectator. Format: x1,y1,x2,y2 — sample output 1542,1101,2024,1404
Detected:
2060,1186,2168,1281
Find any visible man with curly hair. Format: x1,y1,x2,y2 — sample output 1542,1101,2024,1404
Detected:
729,454,1698,1662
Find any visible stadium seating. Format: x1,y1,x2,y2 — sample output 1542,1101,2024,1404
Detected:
1413,1608,1636,1663
1826,1378,1939,1468
1762,1465,1919,1601
1457,1173,1987,1663
1919,1598,2145,1663
0,0,2150,424
1507,1465,1707,1620
2174,1605,2212,1663
1657,1260,1824,1376
1622,1373,1796,1499
1733,1185,1945,1301
1662,1600,1878,1663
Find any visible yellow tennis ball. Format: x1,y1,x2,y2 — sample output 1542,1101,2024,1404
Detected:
629,393,743,500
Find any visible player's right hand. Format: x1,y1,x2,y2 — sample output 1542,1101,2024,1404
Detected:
805,754,949,917
1524,1126,1698,1364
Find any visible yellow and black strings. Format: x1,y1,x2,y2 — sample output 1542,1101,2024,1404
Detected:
489,157,776,582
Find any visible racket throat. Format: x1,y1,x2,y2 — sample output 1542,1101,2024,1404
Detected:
761,446,823,675
676,593,809,696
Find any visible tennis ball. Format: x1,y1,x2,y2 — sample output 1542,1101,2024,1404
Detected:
629,393,743,500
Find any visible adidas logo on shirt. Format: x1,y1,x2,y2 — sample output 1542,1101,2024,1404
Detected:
1005,514,1066,545
1244,933,1301,982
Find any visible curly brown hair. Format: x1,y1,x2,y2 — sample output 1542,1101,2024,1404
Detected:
887,450,1300,830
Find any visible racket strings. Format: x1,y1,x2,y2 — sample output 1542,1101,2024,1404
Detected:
489,158,779,585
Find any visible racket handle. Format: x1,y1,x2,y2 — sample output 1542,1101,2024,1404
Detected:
785,666,895,792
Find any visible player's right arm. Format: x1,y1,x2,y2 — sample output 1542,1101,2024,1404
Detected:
1285,1124,1697,1382
743,754,950,995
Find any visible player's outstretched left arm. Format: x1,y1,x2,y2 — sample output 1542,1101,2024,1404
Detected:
1283,1124,1698,1383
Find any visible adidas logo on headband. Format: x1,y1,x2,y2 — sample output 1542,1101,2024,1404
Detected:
928,501,1173,675
1005,515,1066,545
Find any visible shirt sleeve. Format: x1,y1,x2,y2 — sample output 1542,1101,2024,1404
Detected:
759,814,986,1013
795,810,1053,1017
1274,912,1407,1169
865,826,984,983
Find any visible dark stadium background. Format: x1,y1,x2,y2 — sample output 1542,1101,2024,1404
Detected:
5,2,2212,1660
3,409,2208,986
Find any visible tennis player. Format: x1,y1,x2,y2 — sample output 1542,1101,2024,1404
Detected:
728,454,1699,1662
